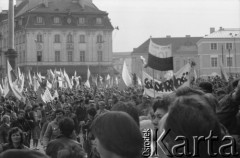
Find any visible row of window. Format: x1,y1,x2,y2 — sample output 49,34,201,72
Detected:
36,34,103,43
210,43,234,50
35,16,102,25
35,51,103,62
211,57,233,67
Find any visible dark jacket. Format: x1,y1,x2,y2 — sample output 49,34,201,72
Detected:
1,143,28,152
46,135,83,158
0,124,11,144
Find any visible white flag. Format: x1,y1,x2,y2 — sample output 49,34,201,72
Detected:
87,67,91,80
122,60,132,87
47,80,52,89
84,80,90,88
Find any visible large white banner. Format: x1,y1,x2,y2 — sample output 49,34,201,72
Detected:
143,63,191,98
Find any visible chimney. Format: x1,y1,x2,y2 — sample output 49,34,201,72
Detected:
210,27,215,33
185,35,191,38
16,0,23,7
79,0,85,8
166,35,171,38
42,0,48,7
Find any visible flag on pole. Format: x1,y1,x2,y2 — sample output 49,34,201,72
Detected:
87,67,91,80
122,60,132,87
219,61,228,82
140,56,148,67
147,39,173,71
7,60,23,100
64,69,72,89
28,71,33,86
137,76,142,86
3,77,9,97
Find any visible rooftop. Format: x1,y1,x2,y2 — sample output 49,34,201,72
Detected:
204,28,240,38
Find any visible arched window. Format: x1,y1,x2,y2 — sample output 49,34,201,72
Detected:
67,33,73,43
97,34,103,43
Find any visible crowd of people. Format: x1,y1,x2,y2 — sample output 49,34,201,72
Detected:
0,74,239,158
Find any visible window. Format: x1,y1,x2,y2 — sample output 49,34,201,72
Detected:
80,51,85,62
211,57,218,67
79,17,85,24
37,33,43,42
36,16,43,24
227,56,233,67
96,18,102,24
68,51,73,62
79,35,85,43
37,51,42,62
55,51,60,62
67,34,73,43
97,51,103,62
53,17,60,24
226,43,233,50
97,35,103,43
54,34,60,43
210,43,217,50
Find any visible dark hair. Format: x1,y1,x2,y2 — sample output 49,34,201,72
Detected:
59,117,75,137
199,81,213,93
87,108,97,117
111,101,140,126
164,94,222,158
8,127,24,145
152,96,171,113
91,111,143,158
54,109,65,116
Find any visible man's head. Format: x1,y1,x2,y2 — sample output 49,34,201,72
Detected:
59,117,75,137
199,81,213,93
98,101,105,110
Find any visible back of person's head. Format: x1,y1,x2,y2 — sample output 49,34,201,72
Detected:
111,101,139,126
87,108,97,118
91,111,143,158
59,117,75,137
57,145,86,158
199,81,213,93
0,149,49,158
163,94,222,158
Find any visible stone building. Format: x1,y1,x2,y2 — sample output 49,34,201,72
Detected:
0,0,115,79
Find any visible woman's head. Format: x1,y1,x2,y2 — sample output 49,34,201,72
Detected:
8,127,24,145
91,111,143,158
161,93,222,157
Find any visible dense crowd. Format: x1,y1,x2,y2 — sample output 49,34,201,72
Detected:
0,75,239,158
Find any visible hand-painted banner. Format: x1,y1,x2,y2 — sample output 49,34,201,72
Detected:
143,63,191,97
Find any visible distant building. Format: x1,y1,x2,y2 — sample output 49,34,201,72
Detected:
0,0,115,79
112,52,131,74
131,36,201,79
197,27,240,76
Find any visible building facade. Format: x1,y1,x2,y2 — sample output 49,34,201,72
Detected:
0,0,114,79
197,27,240,76
131,36,201,79
112,52,132,74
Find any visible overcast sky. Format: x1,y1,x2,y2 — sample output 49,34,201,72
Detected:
0,0,239,52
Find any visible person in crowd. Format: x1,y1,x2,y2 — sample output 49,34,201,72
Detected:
111,101,140,126
158,87,225,158
216,79,240,135
11,110,33,147
82,108,97,158
96,101,109,116
40,111,54,146
0,127,28,152
46,117,85,158
30,104,42,150
43,109,65,149
91,111,143,158
199,81,213,93
0,115,11,144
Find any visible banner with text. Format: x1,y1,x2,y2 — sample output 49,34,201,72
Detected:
143,63,191,97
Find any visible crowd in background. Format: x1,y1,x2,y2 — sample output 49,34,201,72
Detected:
0,74,239,158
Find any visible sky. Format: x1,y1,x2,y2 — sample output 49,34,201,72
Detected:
0,0,239,52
